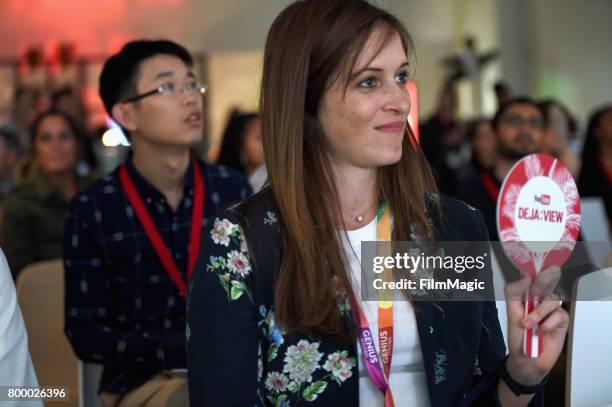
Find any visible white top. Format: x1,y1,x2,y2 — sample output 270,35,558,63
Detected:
0,248,42,407
247,163,268,193
342,218,431,407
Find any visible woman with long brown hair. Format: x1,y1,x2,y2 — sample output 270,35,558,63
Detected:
187,1,568,405
1,109,92,278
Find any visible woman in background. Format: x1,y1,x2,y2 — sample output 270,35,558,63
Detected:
578,104,612,232
217,110,266,192
1,109,91,278
187,1,568,405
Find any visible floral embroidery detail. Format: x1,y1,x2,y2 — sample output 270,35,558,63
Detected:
283,340,324,384
473,357,482,376
207,217,253,301
332,276,351,317
434,349,448,385
257,343,264,381
239,232,248,253
265,371,290,393
337,295,351,317
426,191,440,203
481,321,492,341
226,250,251,277
433,302,446,319
322,351,355,384
210,218,238,246
264,211,278,225
259,305,285,362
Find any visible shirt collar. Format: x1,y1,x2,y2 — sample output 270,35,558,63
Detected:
123,152,197,203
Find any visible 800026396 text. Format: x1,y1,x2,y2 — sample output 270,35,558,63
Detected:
0,386,69,401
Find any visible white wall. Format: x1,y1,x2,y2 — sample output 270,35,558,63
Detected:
529,0,612,127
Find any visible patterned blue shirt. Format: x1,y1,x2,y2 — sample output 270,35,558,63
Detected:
63,156,251,394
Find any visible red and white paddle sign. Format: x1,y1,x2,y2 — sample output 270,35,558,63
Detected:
496,153,581,358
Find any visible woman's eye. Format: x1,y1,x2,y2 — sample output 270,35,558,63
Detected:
395,72,408,84
357,77,377,89
59,131,72,140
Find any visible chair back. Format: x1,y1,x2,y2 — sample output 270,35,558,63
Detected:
16,259,79,406
566,267,612,407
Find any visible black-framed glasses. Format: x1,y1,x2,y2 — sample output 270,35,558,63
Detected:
502,114,543,130
121,81,207,103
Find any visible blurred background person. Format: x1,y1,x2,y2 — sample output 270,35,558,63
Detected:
494,81,512,109
465,117,496,172
539,99,580,177
8,86,43,149
454,97,544,241
453,118,496,195
51,86,99,175
0,109,91,279
217,109,266,192
419,81,468,194
578,104,612,232
51,86,86,129
0,126,24,203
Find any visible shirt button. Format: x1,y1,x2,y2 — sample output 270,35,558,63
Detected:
146,197,152,204
175,253,182,259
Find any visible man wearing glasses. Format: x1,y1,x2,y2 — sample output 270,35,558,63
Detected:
455,97,545,241
63,40,251,406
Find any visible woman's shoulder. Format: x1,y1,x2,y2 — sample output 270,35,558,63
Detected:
2,179,38,208
210,187,279,228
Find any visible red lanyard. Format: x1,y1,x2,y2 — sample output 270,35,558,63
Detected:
481,172,500,203
355,204,395,407
118,159,205,298
599,159,612,188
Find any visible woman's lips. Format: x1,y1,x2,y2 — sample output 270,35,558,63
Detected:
374,121,405,134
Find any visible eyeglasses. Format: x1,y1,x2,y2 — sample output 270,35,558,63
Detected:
121,81,207,104
502,114,543,130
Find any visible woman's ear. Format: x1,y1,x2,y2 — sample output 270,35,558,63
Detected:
111,103,138,132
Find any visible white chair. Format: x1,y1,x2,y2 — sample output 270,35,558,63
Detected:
566,267,612,407
580,197,612,268
78,361,103,407
490,251,509,350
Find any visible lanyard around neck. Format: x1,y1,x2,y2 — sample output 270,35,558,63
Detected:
118,158,205,298
481,172,500,203
355,203,395,407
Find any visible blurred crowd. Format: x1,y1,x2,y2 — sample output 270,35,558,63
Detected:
0,51,610,282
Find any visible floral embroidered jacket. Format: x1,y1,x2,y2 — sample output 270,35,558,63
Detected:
186,189,545,406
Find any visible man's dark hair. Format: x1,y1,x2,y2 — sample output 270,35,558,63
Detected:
492,96,543,130
99,39,193,116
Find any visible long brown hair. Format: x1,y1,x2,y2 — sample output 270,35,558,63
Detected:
261,0,439,339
